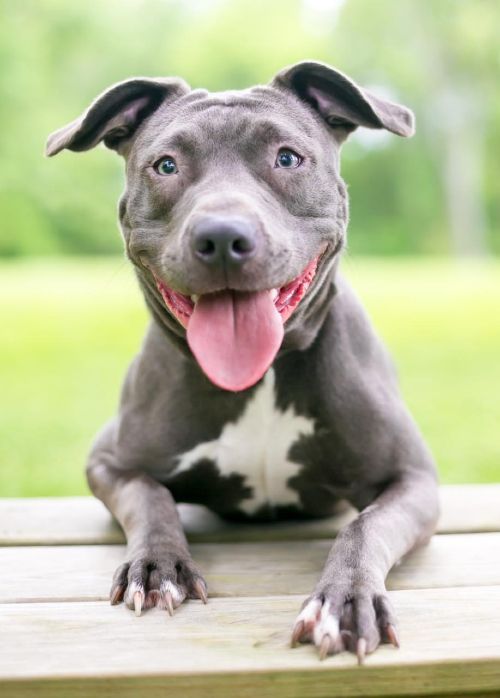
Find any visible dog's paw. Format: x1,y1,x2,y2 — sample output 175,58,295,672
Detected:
291,583,399,663
109,550,208,616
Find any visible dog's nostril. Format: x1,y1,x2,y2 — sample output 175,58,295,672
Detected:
196,238,216,257
232,237,253,255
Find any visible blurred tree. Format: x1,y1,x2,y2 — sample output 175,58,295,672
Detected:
0,0,498,257
324,0,500,255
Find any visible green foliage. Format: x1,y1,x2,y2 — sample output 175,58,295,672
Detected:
0,0,499,256
1,257,499,496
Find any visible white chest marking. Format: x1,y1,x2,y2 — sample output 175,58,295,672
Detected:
173,369,315,514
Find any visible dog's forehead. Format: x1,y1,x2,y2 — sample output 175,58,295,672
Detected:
141,84,325,154
177,85,316,125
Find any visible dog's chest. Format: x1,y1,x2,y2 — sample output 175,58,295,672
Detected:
171,370,315,515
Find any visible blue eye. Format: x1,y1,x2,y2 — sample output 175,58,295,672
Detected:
155,157,178,175
275,149,302,169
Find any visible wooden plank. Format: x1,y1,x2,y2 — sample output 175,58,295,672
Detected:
1,532,499,604
0,678,497,698
0,497,124,546
0,587,499,696
1,485,499,546
438,484,500,532
1,678,496,698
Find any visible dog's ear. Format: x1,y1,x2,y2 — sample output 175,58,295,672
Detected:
45,77,190,157
272,61,414,143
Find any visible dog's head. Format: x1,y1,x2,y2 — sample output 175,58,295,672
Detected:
47,61,414,392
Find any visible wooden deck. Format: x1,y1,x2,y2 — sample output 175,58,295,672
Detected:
1,485,499,697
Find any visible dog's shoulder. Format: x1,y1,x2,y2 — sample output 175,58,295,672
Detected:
320,272,399,385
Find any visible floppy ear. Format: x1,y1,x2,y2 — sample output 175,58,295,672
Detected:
272,61,414,143
45,77,190,157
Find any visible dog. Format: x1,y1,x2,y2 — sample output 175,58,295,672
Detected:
47,61,439,662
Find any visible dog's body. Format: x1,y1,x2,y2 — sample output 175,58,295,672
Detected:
47,62,439,661
94,276,414,522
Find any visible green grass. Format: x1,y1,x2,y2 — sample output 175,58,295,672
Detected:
1,256,499,497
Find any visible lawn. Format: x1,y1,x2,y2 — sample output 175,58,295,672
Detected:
1,256,499,497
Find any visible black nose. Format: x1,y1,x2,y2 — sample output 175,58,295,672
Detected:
191,217,257,266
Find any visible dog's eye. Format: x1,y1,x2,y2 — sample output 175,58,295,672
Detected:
275,149,302,169
155,157,178,176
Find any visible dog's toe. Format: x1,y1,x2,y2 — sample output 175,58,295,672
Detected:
110,551,208,616
291,597,322,645
292,585,398,661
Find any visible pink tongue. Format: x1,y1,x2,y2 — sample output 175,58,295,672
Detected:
187,290,284,392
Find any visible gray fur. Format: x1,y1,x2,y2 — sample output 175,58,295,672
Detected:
47,61,439,659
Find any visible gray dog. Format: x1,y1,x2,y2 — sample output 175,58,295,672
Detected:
47,61,439,663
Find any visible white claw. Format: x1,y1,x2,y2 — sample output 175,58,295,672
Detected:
159,580,185,610
125,581,145,616
133,591,143,616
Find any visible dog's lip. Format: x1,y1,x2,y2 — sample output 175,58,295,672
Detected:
153,245,329,329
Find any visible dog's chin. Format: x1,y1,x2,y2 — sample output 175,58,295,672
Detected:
153,254,322,331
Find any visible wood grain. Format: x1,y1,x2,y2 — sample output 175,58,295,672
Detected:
1,485,499,546
1,490,499,698
1,671,498,698
0,587,499,696
0,532,499,603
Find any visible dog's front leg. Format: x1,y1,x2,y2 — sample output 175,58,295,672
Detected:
292,472,439,662
87,459,207,615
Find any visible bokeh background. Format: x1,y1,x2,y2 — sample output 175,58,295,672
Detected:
1,0,499,496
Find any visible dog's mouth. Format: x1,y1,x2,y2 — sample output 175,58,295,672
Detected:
154,254,321,392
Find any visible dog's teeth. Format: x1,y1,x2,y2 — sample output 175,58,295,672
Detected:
191,294,199,303
270,289,279,301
